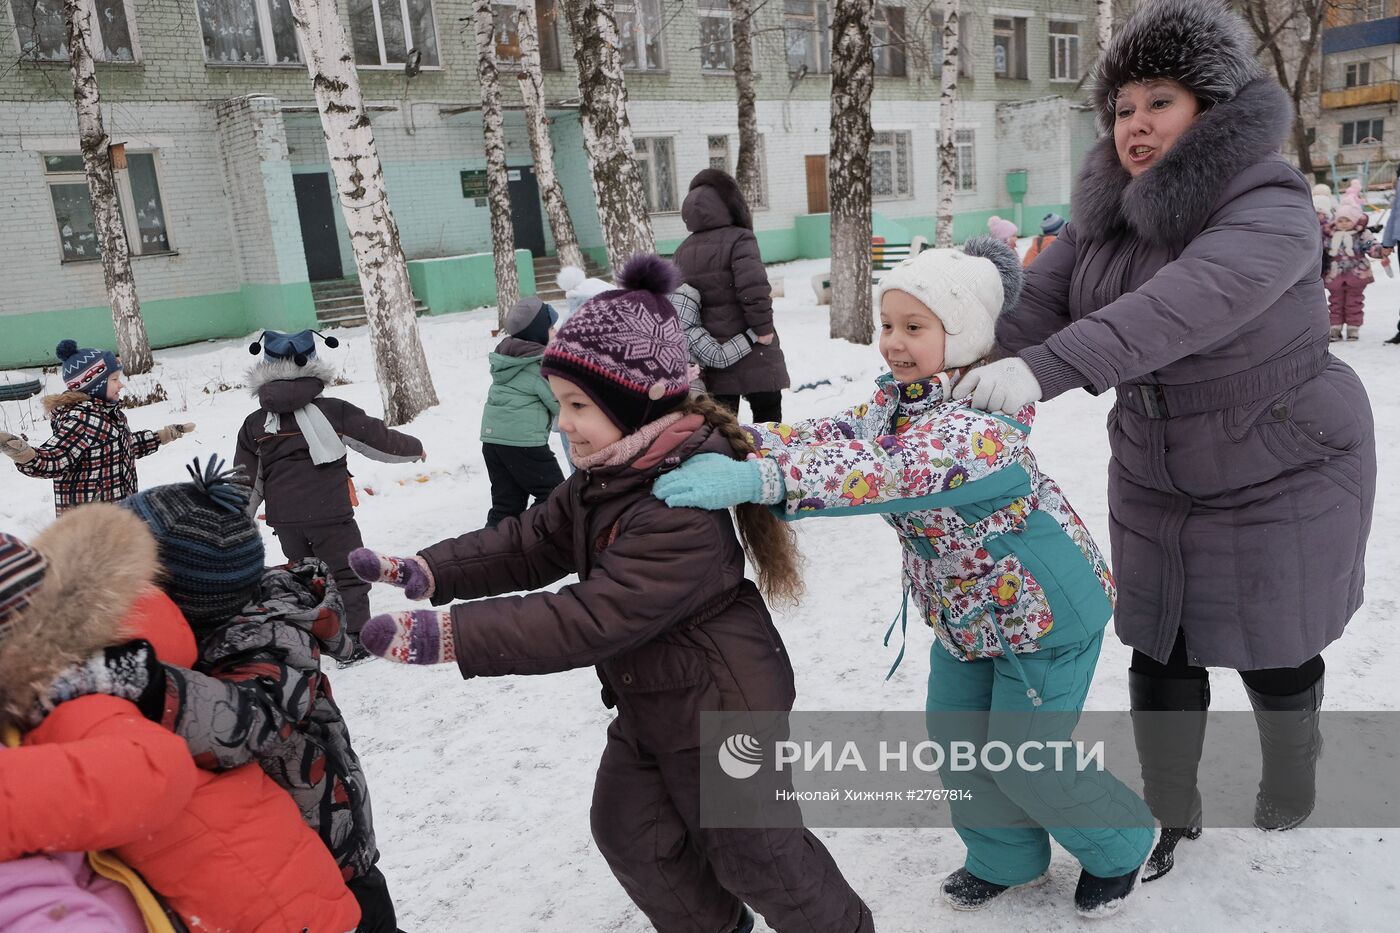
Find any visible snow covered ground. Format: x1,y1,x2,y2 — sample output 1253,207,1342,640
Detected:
3,257,1398,930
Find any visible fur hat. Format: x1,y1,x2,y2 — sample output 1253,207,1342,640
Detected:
55,340,120,398
541,254,691,433
123,457,264,627
876,236,1024,369
1092,0,1264,133
503,297,558,346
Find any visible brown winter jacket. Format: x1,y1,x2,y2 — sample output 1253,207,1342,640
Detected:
672,174,791,397
234,359,424,526
418,419,796,753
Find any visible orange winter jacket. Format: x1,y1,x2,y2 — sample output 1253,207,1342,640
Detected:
2,518,361,933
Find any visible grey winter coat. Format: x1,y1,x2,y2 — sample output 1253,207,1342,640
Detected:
672,173,790,396
998,78,1376,670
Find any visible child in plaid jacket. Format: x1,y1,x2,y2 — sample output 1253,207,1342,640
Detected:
0,341,192,514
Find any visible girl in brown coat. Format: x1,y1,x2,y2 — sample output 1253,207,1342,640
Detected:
349,256,874,933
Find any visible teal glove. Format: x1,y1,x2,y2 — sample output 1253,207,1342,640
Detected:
653,452,784,509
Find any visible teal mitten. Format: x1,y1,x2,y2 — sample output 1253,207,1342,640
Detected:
653,452,785,509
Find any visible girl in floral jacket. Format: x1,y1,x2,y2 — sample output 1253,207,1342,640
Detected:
1323,203,1386,341
656,237,1154,918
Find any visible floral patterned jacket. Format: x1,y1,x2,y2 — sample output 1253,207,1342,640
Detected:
1322,221,1383,282
743,373,1115,662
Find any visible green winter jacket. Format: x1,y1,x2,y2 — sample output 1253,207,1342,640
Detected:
480,337,559,447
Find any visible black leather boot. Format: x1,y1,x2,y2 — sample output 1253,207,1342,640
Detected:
1246,674,1324,831
1129,670,1209,881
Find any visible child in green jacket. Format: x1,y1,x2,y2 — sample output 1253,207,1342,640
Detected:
480,298,565,528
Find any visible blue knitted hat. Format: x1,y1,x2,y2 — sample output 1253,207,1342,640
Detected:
248,329,338,366
56,339,121,398
123,457,264,626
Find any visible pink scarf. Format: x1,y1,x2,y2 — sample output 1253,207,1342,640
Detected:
570,412,700,470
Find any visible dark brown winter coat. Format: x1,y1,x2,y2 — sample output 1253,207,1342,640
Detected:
998,78,1376,670
419,419,794,751
234,359,423,525
672,173,790,398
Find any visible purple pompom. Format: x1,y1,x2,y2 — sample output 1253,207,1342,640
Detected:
615,253,681,296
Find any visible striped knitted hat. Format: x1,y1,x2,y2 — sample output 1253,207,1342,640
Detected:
0,534,47,644
56,339,121,398
123,457,264,626
540,254,691,433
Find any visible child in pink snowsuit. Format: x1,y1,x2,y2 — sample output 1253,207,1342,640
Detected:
1324,203,1383,341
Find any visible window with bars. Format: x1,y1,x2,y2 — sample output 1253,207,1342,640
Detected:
698,0,734,72
706,135,768,209
871,130,912,200
872,5,906,78
347,0,440,68
708,135,731,174
617,0,665,70
784,0,831,75
490,0,561,70
635,137,678,213
43,152,172,262
1048,20,1079,82
955,128,975,191
10,0,138,62
1341,119,1384,146
993,16,1027,80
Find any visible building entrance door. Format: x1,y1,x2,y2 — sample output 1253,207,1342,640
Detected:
805,155,829,214
293,173,344,281
507,165,548,256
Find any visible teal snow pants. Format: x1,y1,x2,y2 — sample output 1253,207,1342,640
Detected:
925,631,1154,885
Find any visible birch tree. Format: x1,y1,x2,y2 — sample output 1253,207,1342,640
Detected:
935,0,959,248
288,0,438,425
828,0,875,344
729,0,762,206
1239,0,1333,178
1096,0,1112,62
561,0,655,271
63,0,152,373
472,0,520,327
516,5,586,271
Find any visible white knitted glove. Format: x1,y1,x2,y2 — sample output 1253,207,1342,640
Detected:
952,358,1042,415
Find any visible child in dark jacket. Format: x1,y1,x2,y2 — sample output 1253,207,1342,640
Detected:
0,340,193,514
117,459,399,932
349,256,875,933
234,329,424,651
481,297,564,528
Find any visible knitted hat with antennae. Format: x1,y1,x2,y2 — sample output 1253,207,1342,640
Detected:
248,329,340,367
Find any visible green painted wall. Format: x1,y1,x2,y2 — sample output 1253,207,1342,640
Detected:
406,249,536,316
795,214,832,260
0,284,314,369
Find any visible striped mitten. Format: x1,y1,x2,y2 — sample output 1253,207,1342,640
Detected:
360,610,455,665
348,548,435,600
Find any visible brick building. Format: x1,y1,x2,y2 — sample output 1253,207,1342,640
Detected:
0,0,1098,367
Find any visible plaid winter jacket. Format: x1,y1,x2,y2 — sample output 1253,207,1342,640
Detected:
16,392,160,514
159,560,381,879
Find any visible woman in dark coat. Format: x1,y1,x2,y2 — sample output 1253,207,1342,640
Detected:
672,169,791,421
954,0,1376,881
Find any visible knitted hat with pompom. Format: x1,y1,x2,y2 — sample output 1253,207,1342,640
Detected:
55,339,121,399
540,254,691,433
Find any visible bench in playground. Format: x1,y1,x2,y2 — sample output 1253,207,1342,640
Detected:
812,236,930,305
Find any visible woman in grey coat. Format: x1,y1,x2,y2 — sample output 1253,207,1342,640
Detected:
955,0,1376,881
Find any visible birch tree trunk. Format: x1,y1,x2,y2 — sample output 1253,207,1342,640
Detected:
828,0,874,344
472,0,520,327
288,0,438,425
935,0,960,249
729,0,761,206
561,0,655,271
517,6,586,271
63,0,152,373
1096,0,1112,61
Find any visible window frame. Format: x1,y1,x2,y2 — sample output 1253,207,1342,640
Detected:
1341,118,1385,146
9,0,142,64
489,0,563,71
616,0,666,72
705,134,769,210
1344,61,1373,88
929,9,969,79
348,0,444,71
872,4,906,79
192,0,304,68
1048,20,1080,83
42,150,175,264
992,15,1028,81
698,0,735,73
870,129,913,201
1366,0,1387,21
634,136,679,214
784,0,831,76
955,128,976,192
